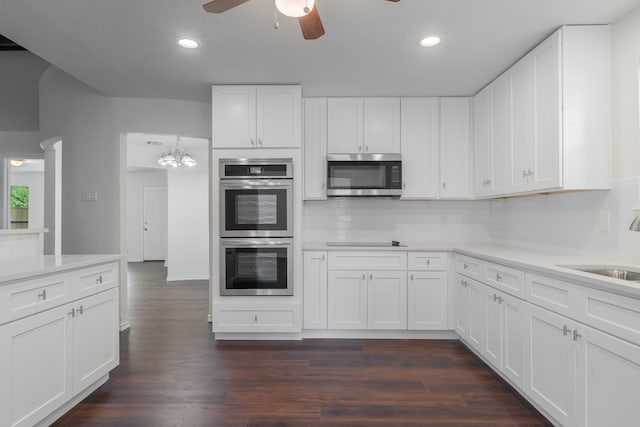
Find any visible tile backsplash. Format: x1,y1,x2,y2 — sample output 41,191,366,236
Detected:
303,178,640,262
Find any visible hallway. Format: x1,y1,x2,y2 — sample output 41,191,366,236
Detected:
53,261,550,426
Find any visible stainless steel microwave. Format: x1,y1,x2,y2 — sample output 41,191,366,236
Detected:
326,153,402,197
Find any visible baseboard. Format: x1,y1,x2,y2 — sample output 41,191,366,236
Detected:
301,329,458,340
166,275,209,281
215,332,303,340
119,320,131,331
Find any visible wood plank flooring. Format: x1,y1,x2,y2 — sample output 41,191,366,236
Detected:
53,261,551,426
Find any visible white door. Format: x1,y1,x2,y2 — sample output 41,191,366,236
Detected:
303,251,328,329
482,285,502,369
439,97,471,198
143,186,167,261
363,98,401,153
467,279,484,352
327,98,363,153
367,270,407,330
407,271,447,330
501,292,525,390
454,275,470,338
525,303,575,426
211,85,256,148
72,288,119,392
575,324,640,427
303,98,328,200
257,85,301,148
473,88,492,196
327,270,367,329
0,304,73,427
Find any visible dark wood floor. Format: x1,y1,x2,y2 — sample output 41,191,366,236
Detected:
53,261,551,427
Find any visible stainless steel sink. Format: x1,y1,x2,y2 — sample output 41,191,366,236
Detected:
559,265,640,281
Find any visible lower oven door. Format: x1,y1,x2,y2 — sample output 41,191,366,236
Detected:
220,238,293,296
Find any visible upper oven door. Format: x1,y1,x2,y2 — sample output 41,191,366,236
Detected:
220,179,293,237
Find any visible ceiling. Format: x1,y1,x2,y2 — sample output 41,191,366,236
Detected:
1,0,639,103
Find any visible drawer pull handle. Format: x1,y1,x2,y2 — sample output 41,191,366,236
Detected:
562,325,572,336
370,274,373,280
78,305,84,315
493,294,499,302
496,273,502,281
426,259,430,266
463,263,469,270
96,275,103,284
573,329,581,341
68,308,76,318
254,315,258,323
411,274,414,281
38,289,47,300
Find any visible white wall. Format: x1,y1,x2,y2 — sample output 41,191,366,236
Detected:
167,148,209,281
9,171,44,229
304,198,492,244
0,52,49,131
126,170,167,262
612,5,640,180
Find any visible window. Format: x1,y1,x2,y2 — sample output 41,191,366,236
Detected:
10,185,29,229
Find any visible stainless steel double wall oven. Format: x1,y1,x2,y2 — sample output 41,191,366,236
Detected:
219,158,293,296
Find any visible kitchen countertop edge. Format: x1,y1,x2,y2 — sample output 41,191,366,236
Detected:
0,254,122,284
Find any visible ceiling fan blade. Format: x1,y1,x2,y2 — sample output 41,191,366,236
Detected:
299,5,325,40
202,0,251,13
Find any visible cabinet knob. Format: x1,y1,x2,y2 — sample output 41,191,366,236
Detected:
573,329,581,341
365,145,369,152
496,273,502,282
258,138,263,147
442,182,446,189
78,305,84,315
322,254,325,261
250,138,255,146
359,145,362,152
38,289,47,300
370,274,373,280
411,274,414,280
68,308,76,318
426,259,430,266
562,325,572,336
96,275,103,285
463,263,469,270
362,274,366,280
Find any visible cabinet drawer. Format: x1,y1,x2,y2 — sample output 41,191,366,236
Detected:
576,286,640,347
484,262,525,298
408,252,448,271
74,262,119,299
525,273,577,318
455,255,484,280
214,306,299,333
0,273,72,325
328,252,407,271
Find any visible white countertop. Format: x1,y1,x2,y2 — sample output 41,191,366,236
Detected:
304,241,640,298
0,254,121,284
0,228,48,235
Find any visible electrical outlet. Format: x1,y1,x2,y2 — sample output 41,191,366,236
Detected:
81,190,98,202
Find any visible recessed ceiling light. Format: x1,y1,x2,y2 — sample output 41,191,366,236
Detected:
420,36,441,48
177,38,199,49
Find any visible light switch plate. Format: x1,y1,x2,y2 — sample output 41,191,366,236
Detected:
81,190,98,202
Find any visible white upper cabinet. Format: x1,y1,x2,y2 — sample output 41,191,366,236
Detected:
472,25,611,198
473,87,492,197
439,97,472,199
303,98,327,200
327,97,400,154
212,85,301,148
400,98,440,199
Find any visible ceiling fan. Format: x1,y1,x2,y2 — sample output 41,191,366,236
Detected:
203,0,400,40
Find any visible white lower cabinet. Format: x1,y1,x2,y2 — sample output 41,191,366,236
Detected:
327,270,368,329
367,271,407,330
525,303,576,426
215,306,299,333
303,251,328,329
481,286,525,389
575,324,640,427
455,274,483,352
0,287,119,427
407,271,447,330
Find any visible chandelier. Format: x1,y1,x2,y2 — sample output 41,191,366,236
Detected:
157,137,197,168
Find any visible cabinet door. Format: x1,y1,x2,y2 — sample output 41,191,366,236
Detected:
407,271,447,330
575,324,640,427
212,85,257,148
489,74,512,195
501,292,525,390
473,87,492,197
363,98,401,153
303,98,327,200
400,97,439,199
467,279,484,352
0,304,73,427
439,97,471,199
525,303,575,427
328,270,367,329
510,56,535,192
327,98,363,153
303,251,328,329
368,271,407,330
257,85,301,148
72,288,119,393
454,275,470,339
482,285,502,369
530,31,561,191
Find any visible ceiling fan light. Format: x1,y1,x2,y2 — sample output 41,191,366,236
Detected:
177,38,200,49
275,0,315,17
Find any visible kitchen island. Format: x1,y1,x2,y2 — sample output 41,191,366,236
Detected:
0,254,120,427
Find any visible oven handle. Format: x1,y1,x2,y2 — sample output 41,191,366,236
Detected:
220,238,293,247
220,180,292,189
